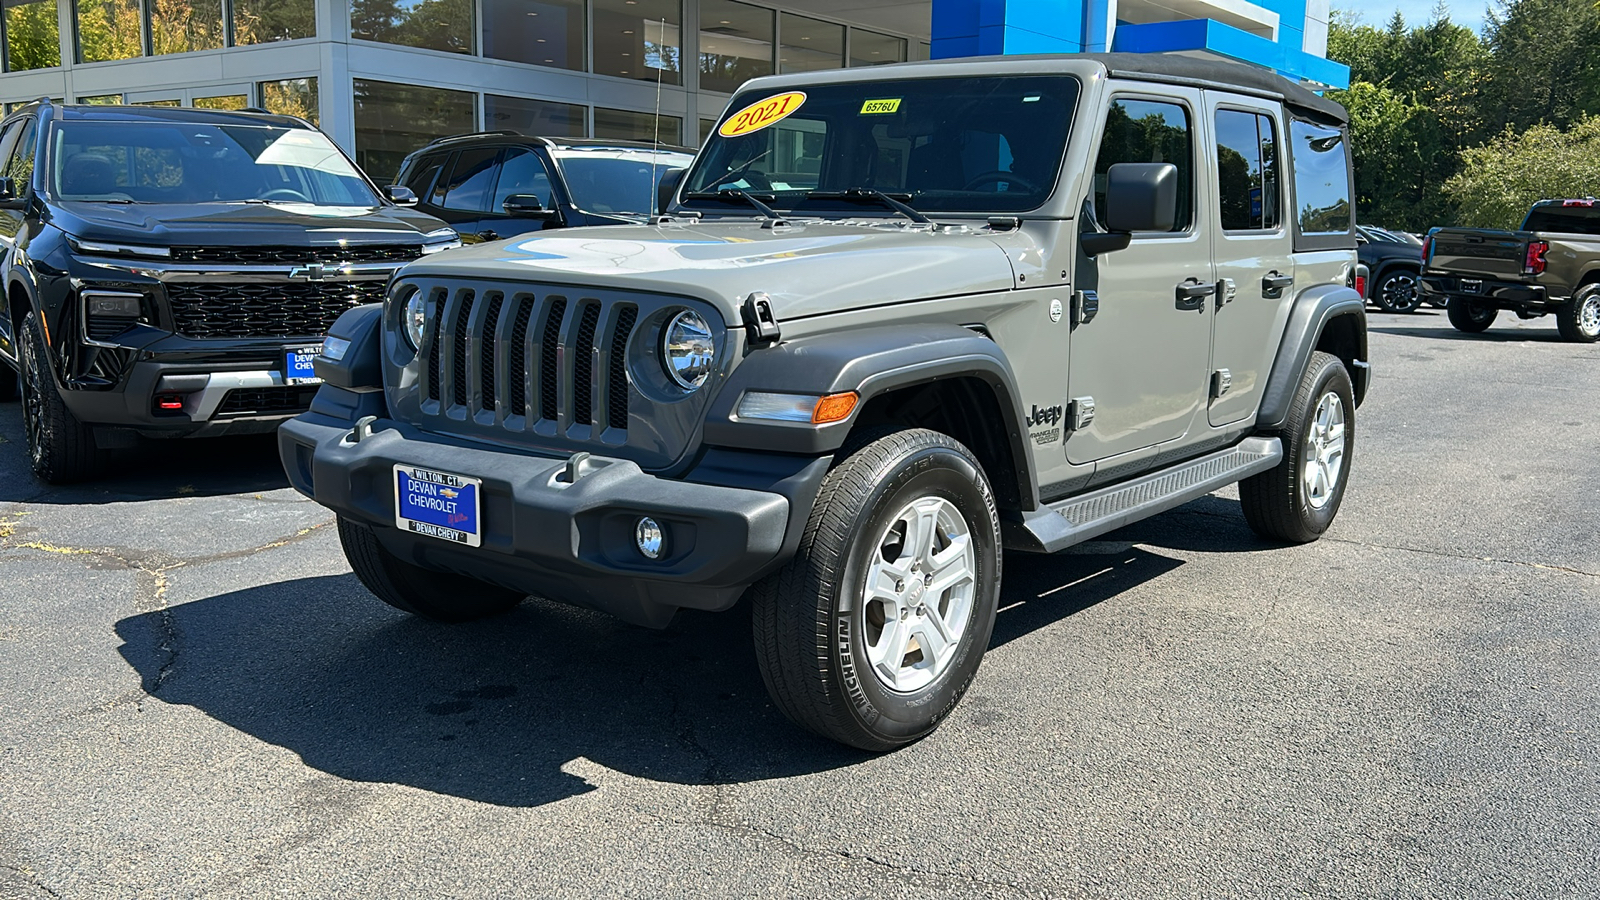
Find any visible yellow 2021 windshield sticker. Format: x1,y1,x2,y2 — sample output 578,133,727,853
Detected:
719,92,807,138
860,98,902,115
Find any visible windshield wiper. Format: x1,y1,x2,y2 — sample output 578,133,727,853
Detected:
805,188,931,225
682,189,786,223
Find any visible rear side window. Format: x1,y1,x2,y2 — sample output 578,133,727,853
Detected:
1521,205,1600,235
434,147,500,212
1215,109,1279,231
1289,119,1351,236
1094,98,1193,232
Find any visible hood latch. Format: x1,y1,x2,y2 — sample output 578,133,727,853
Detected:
742,292,781,346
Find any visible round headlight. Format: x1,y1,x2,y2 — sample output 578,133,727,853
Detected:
662,310,715,390
401,289,429,350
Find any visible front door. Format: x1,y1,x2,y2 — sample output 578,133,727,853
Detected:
1066,89,1214,465
1206,96,1296,427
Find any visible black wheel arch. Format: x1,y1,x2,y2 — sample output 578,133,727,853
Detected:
1257,284,1369,432
701,323,1038,512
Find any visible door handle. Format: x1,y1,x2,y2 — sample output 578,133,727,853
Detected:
1263,271,1294,298
1175,279,1215,311
477,230,499,241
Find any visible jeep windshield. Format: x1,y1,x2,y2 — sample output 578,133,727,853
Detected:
681,75,1079,216
47,121,380,206
554,148,696,219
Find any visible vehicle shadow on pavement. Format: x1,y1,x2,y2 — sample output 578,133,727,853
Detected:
0,406,288,503
112,537,1205,807
1368,324,1569,343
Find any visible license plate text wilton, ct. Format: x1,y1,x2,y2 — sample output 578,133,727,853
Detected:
394,465,482,547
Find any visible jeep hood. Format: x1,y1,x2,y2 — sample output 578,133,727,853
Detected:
396,221,1025,322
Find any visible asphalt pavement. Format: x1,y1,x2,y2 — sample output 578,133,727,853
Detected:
1,307,1596,899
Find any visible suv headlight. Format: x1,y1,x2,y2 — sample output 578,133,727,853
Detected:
662,310,714,390
401,288,429,349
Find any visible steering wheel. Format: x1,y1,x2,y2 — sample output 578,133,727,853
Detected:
961,171,1041,193
260,188,310,202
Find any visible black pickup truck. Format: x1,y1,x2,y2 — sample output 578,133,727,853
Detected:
1420,199,1600,342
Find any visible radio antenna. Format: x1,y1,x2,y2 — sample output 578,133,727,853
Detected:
650,16,665,217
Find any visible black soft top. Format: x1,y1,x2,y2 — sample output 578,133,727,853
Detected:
1068,53,1346,125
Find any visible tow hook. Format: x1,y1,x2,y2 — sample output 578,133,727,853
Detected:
350,415,378,443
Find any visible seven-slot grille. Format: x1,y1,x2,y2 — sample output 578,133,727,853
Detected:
166,280,388,338
170,245,422,264
421,286,637,433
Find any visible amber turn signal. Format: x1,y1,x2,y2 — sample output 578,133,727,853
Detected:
811,392,859,424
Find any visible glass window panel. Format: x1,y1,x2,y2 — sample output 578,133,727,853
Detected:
848,29,905,67
437,147,499,212
484,94,585,138
1093,98,1193,231
353,78,474,184
593,107,681,144
351,0,474,54
6,118,36,184
260,77,318,125
699,0,772,93
5,0,61,71
778,12,842,75
77,0,144,63
492,148,554,209
699,117,716,145
403,152,447,196
193,94,247,110
593,0,679,85
232,0,314,43
150,0,223,54
1216,109,1268,231
482,0,582,70
79,93,124,104
1291,119,1351,235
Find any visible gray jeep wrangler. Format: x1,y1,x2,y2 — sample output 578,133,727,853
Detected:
279,53,1369,751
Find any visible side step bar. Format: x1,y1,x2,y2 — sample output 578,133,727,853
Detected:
1004,436,1283,553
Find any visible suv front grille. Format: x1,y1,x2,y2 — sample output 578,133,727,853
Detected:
171,245,422,264
422,286,636,433
166,280,388,338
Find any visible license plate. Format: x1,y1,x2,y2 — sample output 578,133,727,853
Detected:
394,465,482,547
285,345,322,385
1459,279,1483,295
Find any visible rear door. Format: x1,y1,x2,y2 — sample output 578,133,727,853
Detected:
1205,95,1295,427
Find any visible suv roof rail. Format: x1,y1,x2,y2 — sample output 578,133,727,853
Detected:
426,129,550,145
238,106,273,114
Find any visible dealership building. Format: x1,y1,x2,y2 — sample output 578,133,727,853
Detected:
0,0,1347,181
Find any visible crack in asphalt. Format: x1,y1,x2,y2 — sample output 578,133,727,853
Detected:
0,863,62,899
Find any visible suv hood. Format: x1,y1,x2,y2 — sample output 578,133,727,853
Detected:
397,221,1024,322
52,201,449,246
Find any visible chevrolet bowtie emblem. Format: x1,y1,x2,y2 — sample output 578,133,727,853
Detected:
289,263,326,281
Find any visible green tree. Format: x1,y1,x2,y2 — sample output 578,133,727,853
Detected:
1482,0,1600,131
1444,116,1600,228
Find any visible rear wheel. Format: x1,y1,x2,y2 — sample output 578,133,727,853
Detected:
1556,285,1600,343
1240,351,1355,544
1447,298,1497,333
18,311,104,483
1372,269,1422,313
337,517,526,622
751,428,1002,751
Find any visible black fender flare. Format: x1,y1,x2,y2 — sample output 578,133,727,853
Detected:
702,323,1038,509
312,303,384,390
1257,284,1369,432
1370,258,1419,287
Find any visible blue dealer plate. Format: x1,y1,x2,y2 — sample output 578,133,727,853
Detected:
285,345,322,385
394,465,482,547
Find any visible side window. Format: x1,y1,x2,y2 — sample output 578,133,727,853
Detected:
0,121,23,182
1290,119,1351,235
404,153,447,201
1214,109,1280,231
7,118,37,187
491,149,554,211
1094,98,1193,232
435,147,501,213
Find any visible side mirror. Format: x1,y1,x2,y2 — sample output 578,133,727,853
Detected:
385,185,418,207
503,194,557,219
0,176,15,200
1104,162,1177,233
657,167,686,215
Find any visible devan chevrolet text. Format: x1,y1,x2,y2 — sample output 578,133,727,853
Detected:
281,54,1370,751
0,102,458,483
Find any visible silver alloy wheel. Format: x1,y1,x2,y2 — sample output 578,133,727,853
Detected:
1302,391,1347,511
1580,293,1600,337
1380,272,1419,311
860,496,976,693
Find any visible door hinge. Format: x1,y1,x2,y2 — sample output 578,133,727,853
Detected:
1067,396,1096,431
1071,289,1099,326
1211,368,1232,399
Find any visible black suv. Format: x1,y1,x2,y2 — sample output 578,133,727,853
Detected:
1357,224,1425,313
396,134,695,243
0,101,458,482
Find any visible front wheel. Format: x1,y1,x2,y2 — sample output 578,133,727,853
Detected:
751,428,1002,751
1447,298,1497,333
18,311,104,483
1556,285,1600,343
337,517,526,622
1240,351,1355,543
1372,269,1422,313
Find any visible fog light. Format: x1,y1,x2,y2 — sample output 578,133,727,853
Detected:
635,517,664,559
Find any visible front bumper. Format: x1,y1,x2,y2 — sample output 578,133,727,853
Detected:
58,352,318,437
1419,274,1554,307
279,411,806,627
